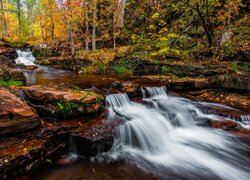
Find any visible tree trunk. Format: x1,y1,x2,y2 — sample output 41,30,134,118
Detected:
68,27,75,56
113,0,126,49
206,0,209,17
0,0,8,36
196,3,212,48
17,0,21,35
59,0,75,56
85,1,89,53
113,23,116,49
92,0,97,51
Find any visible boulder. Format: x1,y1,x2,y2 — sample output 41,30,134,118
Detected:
209,119,239,130
0,55,26,81
0,55,14,68
168,78,209,91
209,73,250,92
26,65,38,70
0,88,40,135
22,84,104,119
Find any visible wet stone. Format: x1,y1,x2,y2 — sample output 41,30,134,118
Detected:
21,84,105,119
0,88,40,135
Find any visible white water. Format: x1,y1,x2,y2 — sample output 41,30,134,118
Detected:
102,87,250,180
15,49,36,66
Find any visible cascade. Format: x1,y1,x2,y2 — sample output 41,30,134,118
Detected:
102,87,250,180
15,49,36,66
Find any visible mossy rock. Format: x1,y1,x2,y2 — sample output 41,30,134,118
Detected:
22,84,104,119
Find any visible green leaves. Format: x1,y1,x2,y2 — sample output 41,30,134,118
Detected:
0,80,24,86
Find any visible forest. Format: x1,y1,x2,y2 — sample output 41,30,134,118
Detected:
0,0,250,179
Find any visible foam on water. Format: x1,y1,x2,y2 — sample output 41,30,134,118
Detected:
101,87,250,180
15,49,36,66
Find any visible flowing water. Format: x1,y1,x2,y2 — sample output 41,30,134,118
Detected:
16,50,249,179
99,87,250,180
15,49,36,65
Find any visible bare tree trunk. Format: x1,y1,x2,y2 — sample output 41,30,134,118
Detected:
113,0,126,49
0,0,8,36
59,0,75,56
85,1,89,53
40,21,44,41
226,0,231,30
68,26,75,56
206,0,209,17
51,22,55,41
92,0,97,51
113,17,116,49
196,3,212,48
17,0,21,35
26,0,35,37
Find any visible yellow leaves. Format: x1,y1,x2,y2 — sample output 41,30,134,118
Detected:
149,24,156,30
131,34,139,43
159,37,168,41
152,13,160,19
167,33,178,38
159,27,168,34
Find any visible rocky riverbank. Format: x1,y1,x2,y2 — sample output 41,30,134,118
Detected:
0,46,250,179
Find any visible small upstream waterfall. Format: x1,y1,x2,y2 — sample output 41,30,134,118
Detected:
241,115,250,124
15,49,36,65
102,87,250,180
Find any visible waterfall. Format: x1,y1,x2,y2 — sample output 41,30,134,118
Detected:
102,87,250,180
241,115,250,124
15,49,36,66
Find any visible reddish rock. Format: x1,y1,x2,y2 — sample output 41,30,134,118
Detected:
0,88,40,135
22,84,104,119
25,65,37,70
8,68,26,81
210,119,239,129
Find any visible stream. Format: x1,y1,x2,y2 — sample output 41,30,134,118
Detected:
15,50,250,180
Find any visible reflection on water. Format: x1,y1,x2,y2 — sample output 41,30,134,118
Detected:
23,65,166,89
23,67,250,180
29,160,157,180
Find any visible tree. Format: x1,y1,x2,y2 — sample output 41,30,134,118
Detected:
85,0,89,53
0,0,8,36
92,0,97,51
113,0,126,49
16,0,21,35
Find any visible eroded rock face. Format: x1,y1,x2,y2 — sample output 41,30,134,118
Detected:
168,78,209,91
0,55,26,81
209,73,250,92
0,55,14,68
0,88,40,135
22,84,105,119
25,65,37,70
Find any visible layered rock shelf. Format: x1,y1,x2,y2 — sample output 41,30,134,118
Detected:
0,88,40,135
21,84,105,119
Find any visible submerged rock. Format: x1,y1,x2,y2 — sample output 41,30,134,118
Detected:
0,88,40,135
22,84,105,119
25,65,38,70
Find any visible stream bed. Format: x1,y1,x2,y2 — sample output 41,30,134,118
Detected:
11,52,250,180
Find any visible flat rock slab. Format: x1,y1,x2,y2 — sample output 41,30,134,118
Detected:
0,115,114,179
0,88,40,135
22,84,105,119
